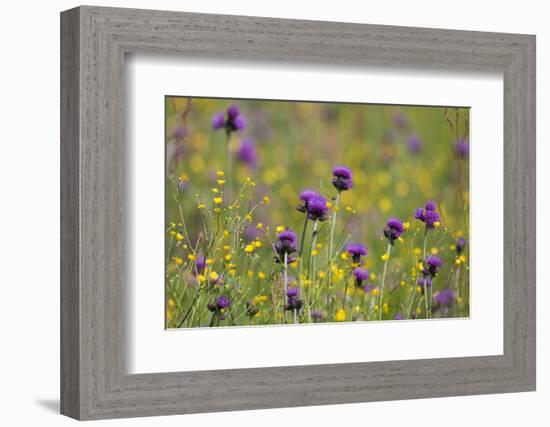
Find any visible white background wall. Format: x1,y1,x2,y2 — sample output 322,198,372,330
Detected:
0,0,546,425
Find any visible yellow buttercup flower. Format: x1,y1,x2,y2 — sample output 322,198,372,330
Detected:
216,170,225,177
256,222,263,229
187,254,196,261
225,254,232,261
217,179,226,186
275,225,285,233
175,233,184,241
254,240,262,248
213,197,223,205
335,309,346,322
258,272,266,279
244,244,255,253
381,253,389,261
263,196,270,204
172,256,183,266
197,203,206,209
209,271,219,281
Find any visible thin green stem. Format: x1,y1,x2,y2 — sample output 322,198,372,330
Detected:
226,132,233,200
379,242,392,321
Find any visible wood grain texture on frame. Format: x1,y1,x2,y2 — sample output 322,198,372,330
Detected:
60,5,536,420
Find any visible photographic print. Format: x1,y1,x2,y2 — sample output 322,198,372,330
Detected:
165,97,470,328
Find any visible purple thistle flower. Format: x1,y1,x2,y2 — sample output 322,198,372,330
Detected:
426,255,443,276
414,201,441,229
195,256,206,274
433,289,456,309
227,104,240,118
425,200,437,211
286,287,299,298
347,243,367,263
296,189,320,213
212,104,246,134
212,112,225,130
306,195,329,222
286,287,303,311
456,237,467,255
417,276,432,289
406,135,422,154
352,267,370,288
274,228,298,261
384,217,405,244
236,138,258,167
332,166,353,192
455,139,469,158
217,295,230,309
394,312,404,320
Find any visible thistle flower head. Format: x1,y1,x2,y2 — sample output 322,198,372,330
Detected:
297,189,320,213
274,228,298,260
426,255,443,276
306,195,329,221
195,256,206,273
352,267,370,287
332,166,353,192
417,276,432,289
433,289,456,309
455,139,469,158
394,312,405,320
236,138,258,167
217,295,230,309
406,135,422,153
212,104,246,133
346,243,367,263
414,201,441,229
286,287,303,311
384,217,405,244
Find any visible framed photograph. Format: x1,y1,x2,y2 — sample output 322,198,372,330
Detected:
61,6,536,420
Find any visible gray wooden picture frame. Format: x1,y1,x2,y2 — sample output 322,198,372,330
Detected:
60,5,536,420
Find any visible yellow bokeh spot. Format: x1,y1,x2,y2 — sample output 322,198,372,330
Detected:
396,181,410,197
379,197,392,213
258,272,266,279
189,153,205,173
